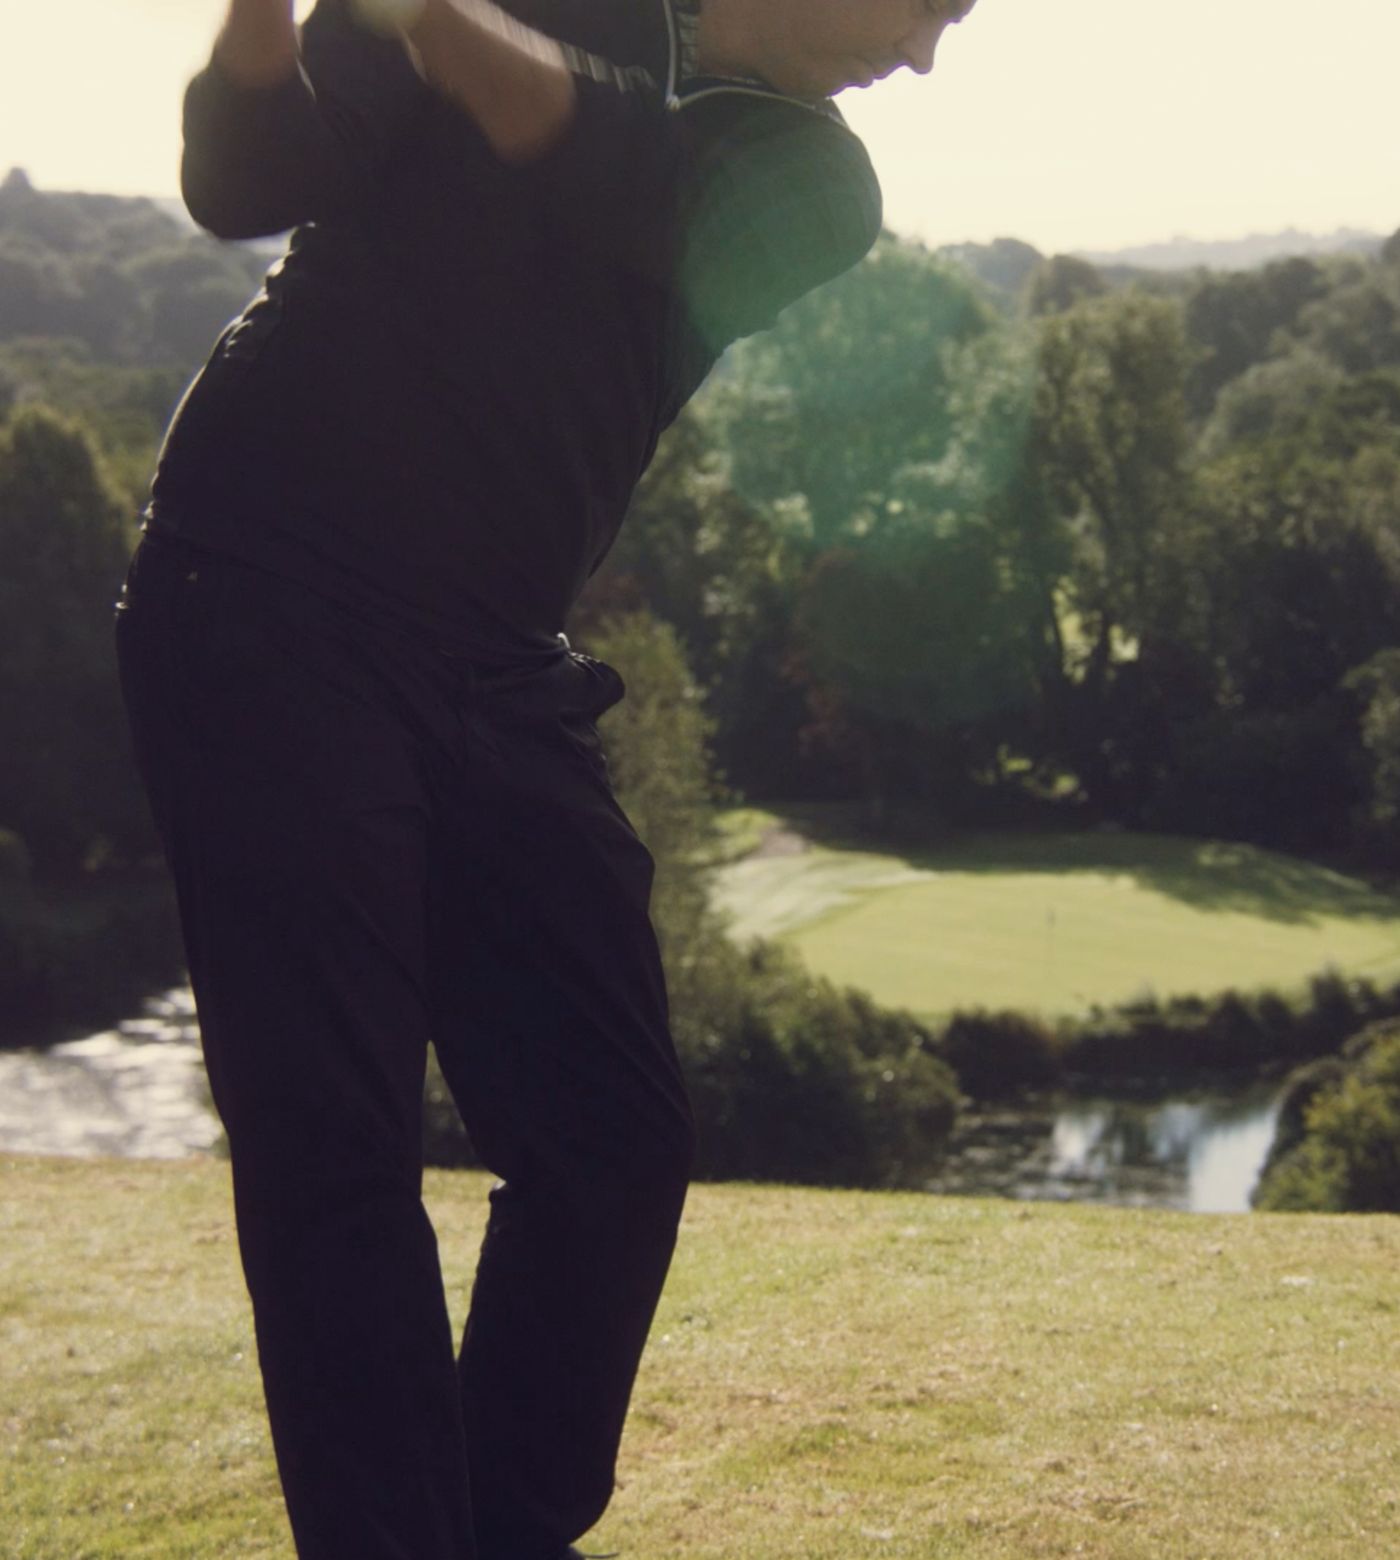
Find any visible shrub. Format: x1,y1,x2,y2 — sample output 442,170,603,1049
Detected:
0,881,184,1042
1254,1020,1400,1212
1051,976,1400,1083
678,939,959,1188
934,1009,1060,1099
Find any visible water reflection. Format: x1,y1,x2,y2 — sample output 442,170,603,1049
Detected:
928,1081,1286,1212
0,987,221,1160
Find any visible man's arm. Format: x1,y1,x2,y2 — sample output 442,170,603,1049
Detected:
182,0,578,237
210,0,300,86
397,0,578,163
182,0,426,238
676,99,883,352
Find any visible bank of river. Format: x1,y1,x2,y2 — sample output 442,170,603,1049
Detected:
1,989,1287,1209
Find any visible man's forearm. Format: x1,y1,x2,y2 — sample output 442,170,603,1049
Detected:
398,0,577,163
213,0,300,86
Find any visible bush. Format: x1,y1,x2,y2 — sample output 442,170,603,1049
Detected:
0,880,184,1042
1053,975,1398,1082
1254,1020,1400,1212
678,939,959,1188
0,404,152,874
909,975,1400,1104
934,1008,1061,1100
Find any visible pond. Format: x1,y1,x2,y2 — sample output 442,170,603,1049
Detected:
1,989,1286,1210
925,1079,1288,1212
0,986,221,1160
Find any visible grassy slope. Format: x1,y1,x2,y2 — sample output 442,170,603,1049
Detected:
2,1156,1397,1559
713,822,1400,1019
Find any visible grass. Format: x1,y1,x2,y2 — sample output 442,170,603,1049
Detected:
712,815,1400,1019
2,1155,1398,1558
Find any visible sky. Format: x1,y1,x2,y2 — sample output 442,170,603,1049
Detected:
1,0,1397,255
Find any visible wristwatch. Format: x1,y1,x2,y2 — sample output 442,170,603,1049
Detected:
352,0,428,34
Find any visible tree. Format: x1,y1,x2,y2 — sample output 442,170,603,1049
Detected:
0,405,146,872
711,234,996,547
1143,380,1400,849
579,610,721,979
1291,261,1400,375
1182,255,1329,417
1346,649,1400,863
1198,346,1344,459
1032,290,1195,811
1255,1021,1400,1213
1022,253,1107,318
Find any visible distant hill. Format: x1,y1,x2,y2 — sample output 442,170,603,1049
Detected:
936,226,1393,311
936,236,1044,301
1073,227,1386,273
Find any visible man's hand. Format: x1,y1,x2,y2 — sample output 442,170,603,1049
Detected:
390,0,578,163
213,0,300,87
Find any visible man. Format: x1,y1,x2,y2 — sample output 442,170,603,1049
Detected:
114,0,976,1555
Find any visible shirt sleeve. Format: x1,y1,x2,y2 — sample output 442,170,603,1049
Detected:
522,78,882,356
674,97,884,352
180,0,429,240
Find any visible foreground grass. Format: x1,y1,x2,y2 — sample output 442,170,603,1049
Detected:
3,1157,1398,1558
713,819,1400,1018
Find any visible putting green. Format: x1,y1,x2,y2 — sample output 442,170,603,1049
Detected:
713,827,1400,1018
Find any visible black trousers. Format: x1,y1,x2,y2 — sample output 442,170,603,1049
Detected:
115,534,695,1560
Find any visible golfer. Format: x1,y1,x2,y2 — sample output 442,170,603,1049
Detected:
115,0,975,1555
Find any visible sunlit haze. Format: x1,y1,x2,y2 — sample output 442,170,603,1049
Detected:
2,0,1397,254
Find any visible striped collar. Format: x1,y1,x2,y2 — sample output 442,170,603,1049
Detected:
658,0,848,123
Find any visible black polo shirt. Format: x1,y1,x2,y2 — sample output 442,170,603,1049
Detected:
145,0,881,659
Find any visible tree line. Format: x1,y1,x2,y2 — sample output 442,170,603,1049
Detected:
576,223,1400,868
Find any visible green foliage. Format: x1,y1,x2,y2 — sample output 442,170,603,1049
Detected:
935,1009,1061,1100
0,338,187,508
1255,1020,1400,1212
712,233,996,545
1149,699,1363,852
1292,259,1400,374
919,973,1400,1099
0,404,151,873
0,176,263,368
675,938,959,1187
586,610,722,970
794,512,1037,735
1035,291,1192,653
0,881,184,1041
1198,346,1344,458
1183,255,1330,416
572,410,805,798
1022,253,1107,318
0,177,266,507
1344,647,1400,863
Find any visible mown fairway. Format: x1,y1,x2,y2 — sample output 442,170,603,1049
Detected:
714,820,1400,1019
2,1155,1397,1560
